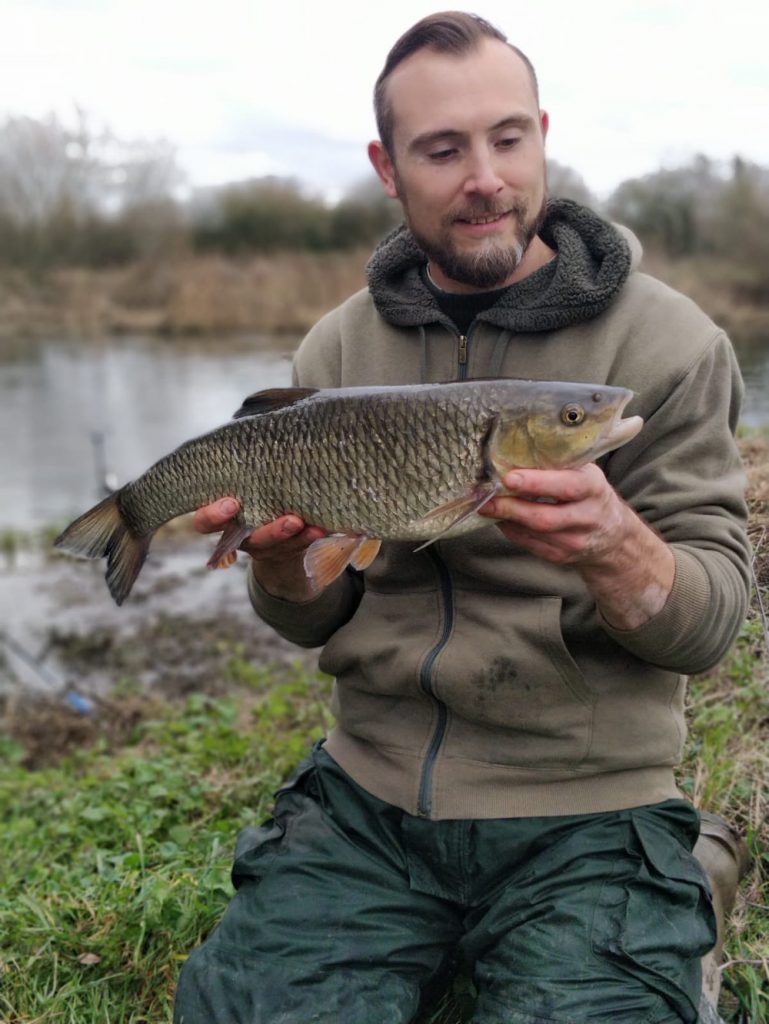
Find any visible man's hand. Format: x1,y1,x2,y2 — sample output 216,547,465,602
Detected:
479,464,676,630
194,498,327,603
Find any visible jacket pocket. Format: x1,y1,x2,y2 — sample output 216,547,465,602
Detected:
440,592,595,768
591,802,716,1023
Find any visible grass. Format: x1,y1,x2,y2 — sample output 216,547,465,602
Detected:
682,621,769,1024
0,250,370,341
0,665,335,1023
642,251,769,340
1,245,767,343
2,638,766,1023
1,435,767,1024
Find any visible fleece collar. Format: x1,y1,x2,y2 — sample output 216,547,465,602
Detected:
365,198,635,333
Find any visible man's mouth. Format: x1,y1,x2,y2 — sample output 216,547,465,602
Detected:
456,211,510,225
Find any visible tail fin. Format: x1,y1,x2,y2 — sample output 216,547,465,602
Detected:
54,492,152,606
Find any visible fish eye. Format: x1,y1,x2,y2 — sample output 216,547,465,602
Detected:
561,403,585,426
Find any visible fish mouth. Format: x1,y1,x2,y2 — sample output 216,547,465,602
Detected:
610,414,643,446
607,393,643,448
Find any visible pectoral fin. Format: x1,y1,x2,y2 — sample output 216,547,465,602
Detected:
413,481,502,553
304,534,381,591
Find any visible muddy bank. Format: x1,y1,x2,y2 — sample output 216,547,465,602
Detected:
1,525,322,766
0,523,319,701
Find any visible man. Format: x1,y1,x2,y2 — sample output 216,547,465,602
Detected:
175,13,751,1024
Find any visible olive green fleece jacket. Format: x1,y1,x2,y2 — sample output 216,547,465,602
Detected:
248,199,752,820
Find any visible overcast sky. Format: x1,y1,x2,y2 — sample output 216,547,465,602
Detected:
2,0,767,201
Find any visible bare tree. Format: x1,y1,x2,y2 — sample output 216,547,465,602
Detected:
546,159,598,209
0,110,183,266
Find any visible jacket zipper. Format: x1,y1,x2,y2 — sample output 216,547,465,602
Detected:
456,323,478,379
457,333,468,370
416,547,455,818
415,320,475,814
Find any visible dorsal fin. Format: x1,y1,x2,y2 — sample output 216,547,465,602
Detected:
232,387,319,419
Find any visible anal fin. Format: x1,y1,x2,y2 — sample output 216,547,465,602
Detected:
213,549,239,569
207,520,253,570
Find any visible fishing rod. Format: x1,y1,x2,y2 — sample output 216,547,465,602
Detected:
0,630,95,715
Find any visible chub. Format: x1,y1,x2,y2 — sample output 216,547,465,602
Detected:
54,379,643,604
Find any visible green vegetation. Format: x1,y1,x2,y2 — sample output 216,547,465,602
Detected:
1,431,768,1024
1,113,768,342
609,156,769,304
0,113,400,271
682,624,769,1024
192,176,400,255
0,664,335,1024
1,625,766,1023
0,524,65,568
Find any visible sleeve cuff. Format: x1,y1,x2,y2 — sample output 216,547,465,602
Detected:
599,547,713,670
247,563,362,648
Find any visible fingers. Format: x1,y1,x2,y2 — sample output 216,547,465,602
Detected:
243,519,328,601
194,497,241,534
194,500,326,557
240,519,326,559
498,464,604,503
483,494,585,533
481,462,631,568
480,465,609,523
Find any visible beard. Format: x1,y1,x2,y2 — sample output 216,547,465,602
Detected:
401,190,547,291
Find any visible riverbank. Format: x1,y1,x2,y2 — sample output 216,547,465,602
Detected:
2,248,768,340
0,250,369,340
640,251,769,339
0,434,767,1022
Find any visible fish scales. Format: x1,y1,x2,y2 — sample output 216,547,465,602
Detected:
54,379,643,604
244,389,489,537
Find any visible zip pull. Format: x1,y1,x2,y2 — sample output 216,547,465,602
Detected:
458,335,468,365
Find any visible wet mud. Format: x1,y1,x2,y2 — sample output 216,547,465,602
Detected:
0,525,319,764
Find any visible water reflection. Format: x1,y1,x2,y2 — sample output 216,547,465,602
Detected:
1,334,297,531
732,331,769,428
1,330,767,532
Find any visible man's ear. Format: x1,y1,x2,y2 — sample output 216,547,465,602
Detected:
368,140,399,199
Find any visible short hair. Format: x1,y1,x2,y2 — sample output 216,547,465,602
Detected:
374,11,540,155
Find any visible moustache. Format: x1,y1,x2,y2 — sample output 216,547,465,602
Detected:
447,198,530,225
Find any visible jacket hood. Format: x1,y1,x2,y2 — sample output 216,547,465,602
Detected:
365,198,636,333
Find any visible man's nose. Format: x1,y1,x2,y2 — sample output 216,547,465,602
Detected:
463,148,505,196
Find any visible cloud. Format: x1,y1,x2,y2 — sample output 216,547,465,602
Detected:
0,0,767,201
192,112,371,197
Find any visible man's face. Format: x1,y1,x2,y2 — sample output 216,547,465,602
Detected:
370,38,549,293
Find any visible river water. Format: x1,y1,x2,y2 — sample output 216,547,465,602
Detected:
1,333,298,532
1,329,768,533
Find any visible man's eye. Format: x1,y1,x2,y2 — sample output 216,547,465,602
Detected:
428,148,458,161
496,136,521,150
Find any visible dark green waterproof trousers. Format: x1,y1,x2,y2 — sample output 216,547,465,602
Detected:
174,744,716,1024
